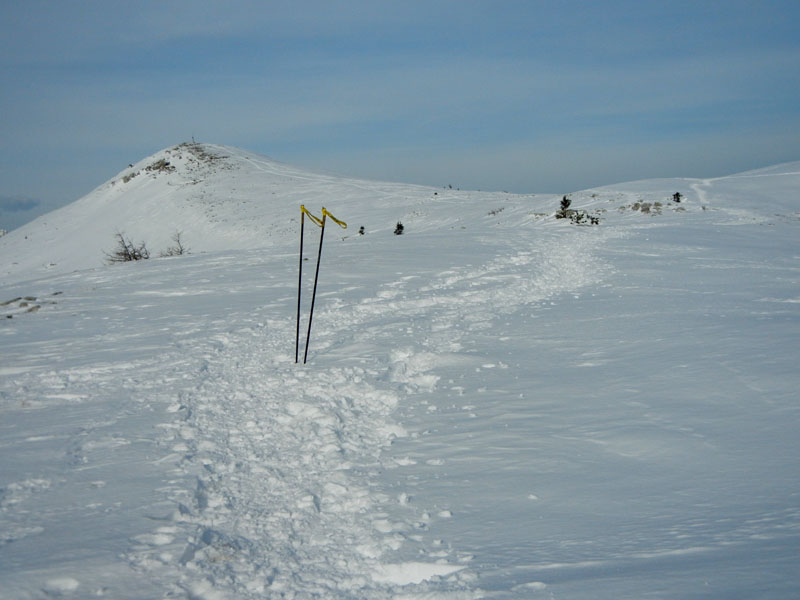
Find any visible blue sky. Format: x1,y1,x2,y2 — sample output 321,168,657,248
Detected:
2,0,799,230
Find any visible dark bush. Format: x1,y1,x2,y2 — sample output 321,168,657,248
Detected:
105,232,150,263
556,196,572,219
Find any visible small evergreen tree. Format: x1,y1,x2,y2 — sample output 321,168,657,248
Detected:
555,196,600,225
556,196,572,219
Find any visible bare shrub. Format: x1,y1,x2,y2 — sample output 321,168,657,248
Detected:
105,232,150,263
160,231,188,257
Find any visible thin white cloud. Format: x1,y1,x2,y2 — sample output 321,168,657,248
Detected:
1,0,799,220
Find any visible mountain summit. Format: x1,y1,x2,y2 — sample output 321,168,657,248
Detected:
0,142,471,283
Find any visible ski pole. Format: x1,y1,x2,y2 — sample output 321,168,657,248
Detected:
303,211,327,364
295,209,305,363
297,206,324,362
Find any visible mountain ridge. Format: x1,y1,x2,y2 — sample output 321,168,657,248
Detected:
1,142,798,285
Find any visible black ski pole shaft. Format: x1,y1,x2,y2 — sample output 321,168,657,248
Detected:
303,213,327,364
295,211,305,363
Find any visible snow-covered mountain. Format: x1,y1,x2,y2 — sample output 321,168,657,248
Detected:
2,142,798,285
0,143,518,285
1,146,799,598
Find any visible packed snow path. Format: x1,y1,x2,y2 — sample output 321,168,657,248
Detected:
1,206,611,598
132,219,612,597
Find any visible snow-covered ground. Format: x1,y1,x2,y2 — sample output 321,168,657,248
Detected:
1,145,799,598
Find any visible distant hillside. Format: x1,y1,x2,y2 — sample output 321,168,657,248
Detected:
0,143,531,284
1,142,797,285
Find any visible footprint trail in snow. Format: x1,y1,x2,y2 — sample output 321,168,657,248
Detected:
126,222,613,598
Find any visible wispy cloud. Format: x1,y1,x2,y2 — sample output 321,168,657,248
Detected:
0,195,40,212
0,195,43,231
1,0,799,223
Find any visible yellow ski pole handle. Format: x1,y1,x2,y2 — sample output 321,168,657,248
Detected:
301,204,324,227
322,207,347,229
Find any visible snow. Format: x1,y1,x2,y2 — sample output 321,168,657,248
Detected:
1,144,799,598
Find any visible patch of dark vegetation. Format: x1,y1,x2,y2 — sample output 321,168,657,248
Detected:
555,196,600,225
159,231,189,257
145,158,175,174
105,232,150,263
105,231,191,263
618,201,671,215
2,293,60,318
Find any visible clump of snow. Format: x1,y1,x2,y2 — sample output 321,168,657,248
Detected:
42,577,80,594
372,561,464,585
